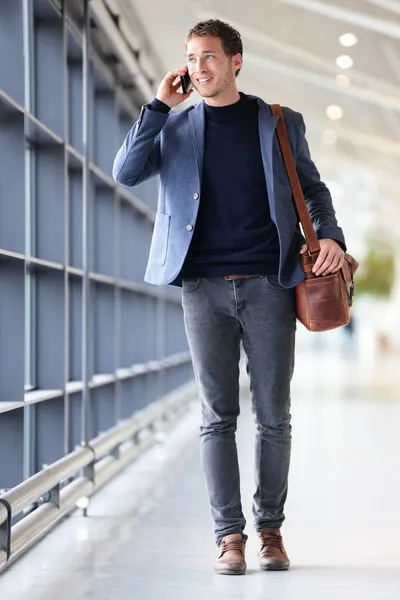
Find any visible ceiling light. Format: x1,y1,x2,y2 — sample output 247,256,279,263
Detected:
336,74,351,87
339,33,358,47
323,129,338,145
336,55,354,69
326,105,343,120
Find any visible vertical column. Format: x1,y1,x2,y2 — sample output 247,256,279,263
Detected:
63,2,70,458
23,0,34,481
81,0,91,445
115,194,122,422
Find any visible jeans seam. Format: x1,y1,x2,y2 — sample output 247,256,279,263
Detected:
233,280,239,317
236,337,243,519
243,333,262,526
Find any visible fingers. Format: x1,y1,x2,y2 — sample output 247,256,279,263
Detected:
166,67,187,81
304,239,344,277
320,256,340,276
312,247,328,275
313,250,344,276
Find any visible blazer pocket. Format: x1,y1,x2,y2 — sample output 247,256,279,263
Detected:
149,212,170,267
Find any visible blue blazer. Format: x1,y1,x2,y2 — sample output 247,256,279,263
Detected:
113,95,345,287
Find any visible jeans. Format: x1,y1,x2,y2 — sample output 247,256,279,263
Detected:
181,276,296,544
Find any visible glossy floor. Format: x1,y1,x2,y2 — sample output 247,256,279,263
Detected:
1,351,400,599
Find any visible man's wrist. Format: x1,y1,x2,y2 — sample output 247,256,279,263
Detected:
149,97,171,113
328,238,346,252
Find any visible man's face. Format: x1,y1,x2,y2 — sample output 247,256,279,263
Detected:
186,35,241,98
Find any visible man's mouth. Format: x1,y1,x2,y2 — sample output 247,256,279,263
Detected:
197,77,213,85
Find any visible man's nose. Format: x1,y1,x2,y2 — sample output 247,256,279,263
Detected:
192,58,207,71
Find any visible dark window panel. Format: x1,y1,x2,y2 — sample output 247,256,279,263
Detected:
120,289,136,369
0,3,24,106
33,0,62,19
0,408,24,489
144,371,158,407
92,186,116,277
68,392,82,451
93,281,115,375
117,113,133,149
128,293,147,365
90,384,116,439
165,302,186,356
94,90,116,175
120,378,133,419
66,28,82,62
68,166,83,268
145,296,157,361
34,17,64,139
0,114,25,254
67,59,83,151
34,397,65,472
119,203,152,282
36,270,65,389
69,274,82,382
132,375,147,413
35,145,65,263
0,260,25,404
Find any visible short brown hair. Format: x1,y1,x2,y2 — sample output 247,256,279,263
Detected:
185,19,243,77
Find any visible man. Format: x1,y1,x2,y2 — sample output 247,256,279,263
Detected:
113,19,346,575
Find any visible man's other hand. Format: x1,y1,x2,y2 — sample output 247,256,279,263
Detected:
300,238,345,276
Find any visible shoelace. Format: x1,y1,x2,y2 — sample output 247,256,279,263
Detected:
259,533,284,551
219,540,245,557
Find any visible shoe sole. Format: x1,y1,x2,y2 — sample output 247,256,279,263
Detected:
214,563,247,576
260,564,289,571
214,569,246,576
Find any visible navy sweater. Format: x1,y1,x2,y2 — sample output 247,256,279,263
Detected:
150,93,280,277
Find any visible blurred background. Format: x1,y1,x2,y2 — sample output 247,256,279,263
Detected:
0,1,399,598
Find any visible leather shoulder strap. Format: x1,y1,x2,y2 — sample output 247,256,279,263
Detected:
270,104,320,255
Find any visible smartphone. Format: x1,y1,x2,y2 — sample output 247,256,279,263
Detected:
180,72,193,94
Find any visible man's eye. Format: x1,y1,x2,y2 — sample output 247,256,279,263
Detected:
206,55,214,59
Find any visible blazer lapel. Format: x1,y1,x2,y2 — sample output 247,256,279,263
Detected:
255,98,279,223
188,101,205,183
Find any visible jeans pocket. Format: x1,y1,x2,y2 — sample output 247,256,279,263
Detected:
265,275,287,291
182,277,200,293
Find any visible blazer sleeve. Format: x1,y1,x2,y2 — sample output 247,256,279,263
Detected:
295,113,346,251
112,105,168,187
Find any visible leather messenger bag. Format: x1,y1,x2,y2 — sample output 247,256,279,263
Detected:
270,105,359,332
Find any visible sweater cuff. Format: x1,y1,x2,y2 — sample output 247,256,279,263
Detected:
148,98,171,114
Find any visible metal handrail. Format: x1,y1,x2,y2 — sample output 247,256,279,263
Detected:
0,380,197,573
0,446,93,522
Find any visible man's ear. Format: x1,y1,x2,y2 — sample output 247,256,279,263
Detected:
234,54,242,72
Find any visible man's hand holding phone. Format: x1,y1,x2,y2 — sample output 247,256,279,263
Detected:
156,67,193,109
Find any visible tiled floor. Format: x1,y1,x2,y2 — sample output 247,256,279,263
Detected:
1,351,400,599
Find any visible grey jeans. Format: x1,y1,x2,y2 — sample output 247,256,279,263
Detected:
181,275,296,544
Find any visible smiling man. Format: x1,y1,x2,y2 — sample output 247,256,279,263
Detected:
113,19,346,575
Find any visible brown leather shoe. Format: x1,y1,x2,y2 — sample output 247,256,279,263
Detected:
213,534,247,575
258,528,290,571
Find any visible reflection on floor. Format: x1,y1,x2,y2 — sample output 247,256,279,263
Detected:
1,350,399,599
